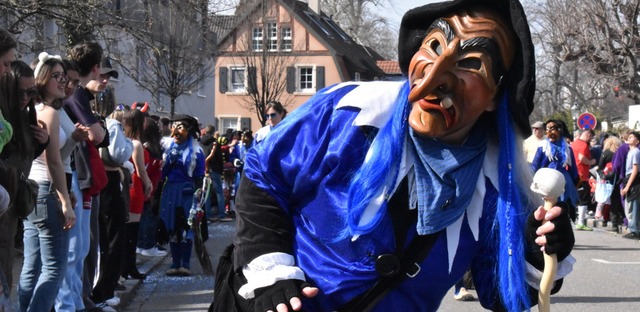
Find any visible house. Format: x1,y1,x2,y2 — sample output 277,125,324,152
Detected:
212,0,385,132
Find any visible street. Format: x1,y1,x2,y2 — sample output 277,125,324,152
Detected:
122,222,640,311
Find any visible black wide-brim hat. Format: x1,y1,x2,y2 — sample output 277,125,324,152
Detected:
398,0,535,136
171,114,199,137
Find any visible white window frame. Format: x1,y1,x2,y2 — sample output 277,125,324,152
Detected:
280,26,292,52
296,65,315,94
267,22,278,52
219,115,242,132
229,66,247,94
252,27,263,52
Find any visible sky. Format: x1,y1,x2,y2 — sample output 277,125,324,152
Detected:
383,0,440,29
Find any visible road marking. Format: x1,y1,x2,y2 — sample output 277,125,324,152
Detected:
592,258,640,264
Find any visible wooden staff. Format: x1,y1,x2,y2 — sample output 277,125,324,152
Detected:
530,168,565,312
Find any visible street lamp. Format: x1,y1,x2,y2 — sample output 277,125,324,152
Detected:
571,103,579,134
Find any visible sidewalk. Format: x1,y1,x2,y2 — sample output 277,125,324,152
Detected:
10,248,167,311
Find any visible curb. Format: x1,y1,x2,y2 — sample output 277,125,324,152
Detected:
116,252,168,310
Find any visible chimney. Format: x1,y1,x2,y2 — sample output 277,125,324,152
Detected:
309,0,320,14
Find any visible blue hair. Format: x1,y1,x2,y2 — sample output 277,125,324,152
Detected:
346,81,411,236
496,91,531,311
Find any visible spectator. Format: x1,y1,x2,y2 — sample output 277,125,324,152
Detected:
0,29,16,74
621,132,640,239
571,129,596,230
254,101,286,143
0,60,48,308
121,109,152,280
55,58,91,312
18,52,75,312
523,121,544,163
136,116,166,257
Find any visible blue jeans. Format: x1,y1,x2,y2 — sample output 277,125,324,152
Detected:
210,172,226,218
56,172,90,311
627,197,639,233
138,202,159,249
18,181,69,312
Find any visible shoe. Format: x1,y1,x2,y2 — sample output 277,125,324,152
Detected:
105,296,120,307
575,224,593,231
178,267,192,276
622,232,639,239
95,302,117,312
453,287,475,301
220,217,233,222
140,247,168,257
124,270,147,280
166,268,180,276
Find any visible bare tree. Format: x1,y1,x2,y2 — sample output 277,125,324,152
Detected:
527,0,639,126
321,0,396,60
222,1,301,127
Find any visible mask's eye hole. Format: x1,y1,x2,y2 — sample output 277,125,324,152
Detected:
457,57,482,70
429,39,443,56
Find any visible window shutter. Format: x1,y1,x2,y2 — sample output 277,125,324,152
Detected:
219,67,228,93
286,66,296,93
316,66,325,90
247,67,257,94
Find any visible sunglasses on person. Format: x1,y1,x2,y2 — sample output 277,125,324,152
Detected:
265,113,278,120
51,72,68,84
17,88,37,99
546,126,560,132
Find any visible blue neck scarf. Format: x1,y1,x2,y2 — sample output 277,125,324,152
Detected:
409,126,487,235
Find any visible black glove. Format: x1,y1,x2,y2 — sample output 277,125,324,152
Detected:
254,279,309,312
525,201,575,271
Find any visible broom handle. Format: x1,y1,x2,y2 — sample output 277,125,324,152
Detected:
538,199,558,312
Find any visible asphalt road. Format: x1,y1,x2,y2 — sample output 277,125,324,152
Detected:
123,222,640,312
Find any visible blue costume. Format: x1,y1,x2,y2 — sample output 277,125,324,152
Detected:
160,135,205,271
221,1,576,311
234,82,573,311
531,139,579,207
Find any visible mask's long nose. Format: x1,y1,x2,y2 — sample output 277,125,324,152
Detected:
409,41,458,102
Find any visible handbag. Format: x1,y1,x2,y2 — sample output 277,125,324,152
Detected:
14,175,38,218
594,175,615,203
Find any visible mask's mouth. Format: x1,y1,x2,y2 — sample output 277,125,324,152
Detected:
416,94,455,128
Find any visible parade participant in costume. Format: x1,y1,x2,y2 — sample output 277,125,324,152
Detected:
531,119,579,222
215,1,575,311
159,114,205,276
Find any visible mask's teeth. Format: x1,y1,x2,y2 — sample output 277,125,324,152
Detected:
441,97,453,109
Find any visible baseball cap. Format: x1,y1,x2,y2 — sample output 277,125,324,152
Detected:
100,57,119,79
531,121,544,129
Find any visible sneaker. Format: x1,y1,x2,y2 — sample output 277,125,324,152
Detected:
575,224,593,231
105,296,120,307
453,287,475,301
178,267,192,276
95,302,117,312
166,268,180,276
140,247,168,257
622,232,639,239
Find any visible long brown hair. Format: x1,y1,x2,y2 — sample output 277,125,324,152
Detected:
0,61,37,159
